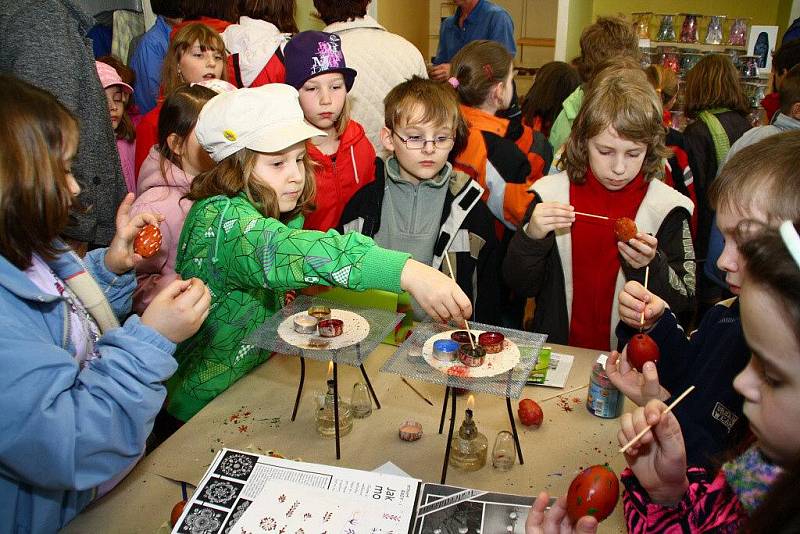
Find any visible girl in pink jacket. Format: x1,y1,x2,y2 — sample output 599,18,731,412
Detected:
130,84,217,314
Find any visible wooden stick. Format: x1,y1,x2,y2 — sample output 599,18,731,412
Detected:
640,265,650,329
619,385,695,454
538,383,590,402
574,211,610,221
401,378,434,406
444,253,476,349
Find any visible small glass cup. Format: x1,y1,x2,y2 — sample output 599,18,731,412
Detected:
350,382,372,418
491,430,516,471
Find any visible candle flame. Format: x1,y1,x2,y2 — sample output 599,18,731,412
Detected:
467,394,475,410
327,361,333,379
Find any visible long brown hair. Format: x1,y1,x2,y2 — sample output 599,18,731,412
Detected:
158,84,217,172
0,75,78,269
644,64,679,107
161,22,228,97
239,0,298,33
312,0,369,26
683,54,749,118
520,61,580,137
561,62,667,184
188,148,316,222
450,40,513,108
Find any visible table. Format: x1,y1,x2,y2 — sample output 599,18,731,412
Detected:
62,343,631,533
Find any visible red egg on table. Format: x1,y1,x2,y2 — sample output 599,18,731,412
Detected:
134,224,162,258
566,464,620,523
518,398,543,427
170,500,186,527
626,333,660,372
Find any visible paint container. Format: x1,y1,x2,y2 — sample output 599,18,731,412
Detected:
399,421,423,441
293,314,318,334
478,332,505,354
586,357,624,419
432,339,460,362
318,319,344,337
458,344,486,367
308,305,332,322
450,330,476,344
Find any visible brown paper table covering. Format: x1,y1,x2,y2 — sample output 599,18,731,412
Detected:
62,343,630,533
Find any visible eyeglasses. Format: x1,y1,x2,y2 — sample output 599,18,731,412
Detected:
392,131,455,151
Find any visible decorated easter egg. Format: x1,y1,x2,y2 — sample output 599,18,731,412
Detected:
566,464,619,523
134,224,162,258
627,333,660,372
518,398,543,427
614,217,638,242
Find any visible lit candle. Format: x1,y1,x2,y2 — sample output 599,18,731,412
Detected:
466,394,475,418
327,361,333,380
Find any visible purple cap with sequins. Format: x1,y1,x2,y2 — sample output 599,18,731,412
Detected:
284,31,357,91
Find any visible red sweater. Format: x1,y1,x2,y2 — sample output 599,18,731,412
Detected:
304,120,376,231
569,170,647,350
134,102,162,177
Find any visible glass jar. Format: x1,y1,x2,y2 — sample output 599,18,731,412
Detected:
315,380,354,438
656,14,676,42
449,410,488,471
679,14,699,44
705,15,725,45
728,18,749,47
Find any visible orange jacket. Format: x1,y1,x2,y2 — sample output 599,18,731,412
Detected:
453,105,544,228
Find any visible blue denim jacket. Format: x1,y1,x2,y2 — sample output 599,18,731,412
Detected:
433,0,516,64
0,246,176,533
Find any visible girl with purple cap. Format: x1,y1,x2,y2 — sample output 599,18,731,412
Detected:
284,30,376,231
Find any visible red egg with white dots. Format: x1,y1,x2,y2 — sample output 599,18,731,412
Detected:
134,224,162,258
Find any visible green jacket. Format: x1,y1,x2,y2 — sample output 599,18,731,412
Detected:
169,193,410,421
547,86,584,155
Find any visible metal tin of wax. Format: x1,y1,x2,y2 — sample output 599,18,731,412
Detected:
478,331,505,354
307,305,331,321
317,318,344,338
458,344,486,367
450,330,476,344
432,339,460,362
399,420,423,441
586,361,624,418
293,314,318,334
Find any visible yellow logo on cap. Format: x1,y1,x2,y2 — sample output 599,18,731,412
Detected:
223,129,237,142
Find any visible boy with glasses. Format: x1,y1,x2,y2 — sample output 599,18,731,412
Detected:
339,77,500,322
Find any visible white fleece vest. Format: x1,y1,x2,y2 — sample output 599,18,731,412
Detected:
532,171,694,349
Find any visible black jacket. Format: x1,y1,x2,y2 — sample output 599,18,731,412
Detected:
339,158,502,324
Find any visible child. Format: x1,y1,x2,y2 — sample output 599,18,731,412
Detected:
96,60,137,194
0,75,209,532
548,17,639,153
502,66,695,351
451,39,544,231
682,54,751,312
339,77,499,323
526,219,800,532
284,31,376,231
609,132,800,469
222,0,294,87
135,22,229,175
168,84,471,422
130,84,218,315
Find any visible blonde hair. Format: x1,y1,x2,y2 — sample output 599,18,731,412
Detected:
561,63,667,184
683,54,749,118
450,40,513,107
161,23,229,97
188,148,316,222
334,94,351,137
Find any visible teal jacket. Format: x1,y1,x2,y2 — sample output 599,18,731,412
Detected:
170,193,411,421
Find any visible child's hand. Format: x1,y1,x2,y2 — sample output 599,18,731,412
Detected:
606,350,670,406
105,193,164,275
400,259,472,322
428,63,451,81
526,202,575,240
619,399,689,506
525,492,598,534
618,232,658,269
619,280,665,329
141,278,211,343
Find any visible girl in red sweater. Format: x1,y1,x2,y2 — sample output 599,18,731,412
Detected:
284,31,375,231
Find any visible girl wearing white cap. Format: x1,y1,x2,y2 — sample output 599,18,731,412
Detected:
166,84,473,422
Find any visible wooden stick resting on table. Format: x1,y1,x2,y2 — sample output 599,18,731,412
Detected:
538,383,590,402
619,385,695,454
443,252,476,349
574,211,610,221
402,378,434,406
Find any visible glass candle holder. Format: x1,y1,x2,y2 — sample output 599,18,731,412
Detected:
656,14,676,42
315,380,354,437
491,430,516,471
350,382,372,418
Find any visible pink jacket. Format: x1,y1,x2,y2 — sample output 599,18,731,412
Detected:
117,138,136,194
130,147,195,314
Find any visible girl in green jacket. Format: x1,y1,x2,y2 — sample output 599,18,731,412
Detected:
168,84,472,422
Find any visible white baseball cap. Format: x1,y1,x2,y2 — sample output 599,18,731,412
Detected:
195,84,325,162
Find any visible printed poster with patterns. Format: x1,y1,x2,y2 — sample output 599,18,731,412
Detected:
171,448,419,534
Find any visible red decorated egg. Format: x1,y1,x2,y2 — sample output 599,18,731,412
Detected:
170,500,186,526
614,217,638,242
627,333,660,372
518,398,543,427
566,464,620,523
134,224,162,258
